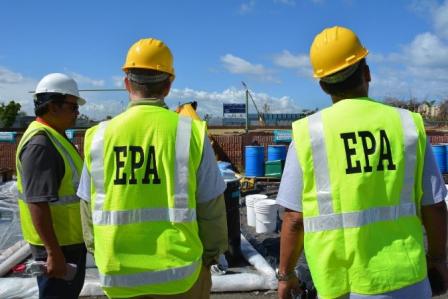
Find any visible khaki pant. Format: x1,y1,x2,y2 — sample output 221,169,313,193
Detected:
123,265,212,299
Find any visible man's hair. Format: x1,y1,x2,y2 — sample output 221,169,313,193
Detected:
319,59,367,97
34,93,67,116
126,69,171,98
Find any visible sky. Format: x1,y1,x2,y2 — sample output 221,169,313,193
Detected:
1,0,448,120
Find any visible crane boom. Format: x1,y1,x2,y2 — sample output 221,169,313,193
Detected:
241,81,265,126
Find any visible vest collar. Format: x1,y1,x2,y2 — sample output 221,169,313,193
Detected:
128,98,169,109
35,118,70,140
332,97,374,106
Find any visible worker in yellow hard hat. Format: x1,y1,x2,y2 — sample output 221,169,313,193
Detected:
276,26,448,298
77,38,228,299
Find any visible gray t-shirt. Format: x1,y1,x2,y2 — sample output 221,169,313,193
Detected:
19,134,65,203
276,140,445,299
19,133,85,255
77,135,226,203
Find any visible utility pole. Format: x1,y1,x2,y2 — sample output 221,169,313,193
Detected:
245,88,249,133
242,81,264,132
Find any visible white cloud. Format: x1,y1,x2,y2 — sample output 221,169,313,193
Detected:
222,54,267,75
0,67,24,84
167,87,301,117
273,0,296,6
367,52,403,64
0,66,298,120
69,72,105,87
221,54,279,82
238,0,256,15
273,50,311,77
0,67,37,115
80,99,126,120
112,76,124,88
72,87,302,120
273,50,308,68
370,65,448,101
433,1,448,38
404,32,448,67
361,1,448,101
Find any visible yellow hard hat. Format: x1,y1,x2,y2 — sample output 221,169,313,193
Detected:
310,26,368,79
122,38,175,80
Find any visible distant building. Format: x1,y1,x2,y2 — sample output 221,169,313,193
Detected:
418,103,440,119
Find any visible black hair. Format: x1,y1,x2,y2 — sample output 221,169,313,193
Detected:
319,59,368,98
34,93,67,116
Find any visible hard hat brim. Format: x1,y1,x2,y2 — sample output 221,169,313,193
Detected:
77,96,86,106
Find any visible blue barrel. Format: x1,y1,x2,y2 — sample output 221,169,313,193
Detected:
268,145,287,161
432,144,447,173
245,146,264,177
445,144,448,174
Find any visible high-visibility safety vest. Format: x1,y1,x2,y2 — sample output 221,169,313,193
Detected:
292,98,427,299
84,104,206,298
16,121,83,246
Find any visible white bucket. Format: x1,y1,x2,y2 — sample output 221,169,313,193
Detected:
254,199,278,233
246,194,268,227
445,185,448,210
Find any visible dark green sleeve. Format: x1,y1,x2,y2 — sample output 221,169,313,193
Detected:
196,194,228,266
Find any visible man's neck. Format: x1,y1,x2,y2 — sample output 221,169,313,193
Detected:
36,117,66,135
128,97,169,109
331,92,368,104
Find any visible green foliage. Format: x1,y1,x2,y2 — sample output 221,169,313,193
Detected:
0,101,22,128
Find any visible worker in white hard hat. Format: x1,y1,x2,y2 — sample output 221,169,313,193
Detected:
277,26,448,299
16,73,87,299
76,38,228,299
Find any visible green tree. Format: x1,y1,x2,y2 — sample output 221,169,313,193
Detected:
0,101,21,128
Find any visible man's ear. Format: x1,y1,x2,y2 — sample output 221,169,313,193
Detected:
124,76,131,92
364,64,371,83
319,80,331,95
162,81,172,97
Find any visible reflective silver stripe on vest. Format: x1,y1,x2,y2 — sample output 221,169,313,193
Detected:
99,260,200,287
304,202,416,232
90,121,109,212
396,108,417,205
93,207,196,225
90,117,193,225
21,128,80,187
174,116,192,209
46,132,80,187
308,112,333,215
303,109,418,232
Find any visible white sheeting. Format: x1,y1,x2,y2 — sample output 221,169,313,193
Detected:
0,234,277,297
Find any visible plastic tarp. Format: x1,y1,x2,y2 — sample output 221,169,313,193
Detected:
0,234,277,298
0,181,22,252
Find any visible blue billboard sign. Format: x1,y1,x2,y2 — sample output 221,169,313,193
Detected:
223,103,246,118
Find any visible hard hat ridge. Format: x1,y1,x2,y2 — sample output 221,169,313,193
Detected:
310,26,368,79
123,38,175,81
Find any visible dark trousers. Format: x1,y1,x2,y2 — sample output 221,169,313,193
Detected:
32,243,87,299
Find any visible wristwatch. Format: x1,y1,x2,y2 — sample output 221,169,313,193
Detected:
276,269,297,281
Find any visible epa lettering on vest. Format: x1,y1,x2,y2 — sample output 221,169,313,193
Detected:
113,145,161,185
340,130,396,174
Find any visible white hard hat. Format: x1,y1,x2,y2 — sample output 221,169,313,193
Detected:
35,73,86,105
